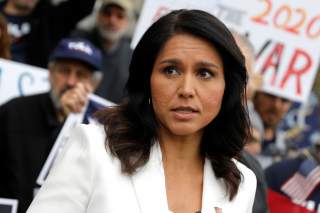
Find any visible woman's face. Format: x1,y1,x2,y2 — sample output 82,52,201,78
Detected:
150,33,225,137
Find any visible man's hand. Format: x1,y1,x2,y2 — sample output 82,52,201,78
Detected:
60,82,93,116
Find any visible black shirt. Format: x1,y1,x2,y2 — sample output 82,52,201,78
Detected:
0,92,63,213
3,12,31,63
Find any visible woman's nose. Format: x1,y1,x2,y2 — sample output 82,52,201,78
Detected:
178,74,196,98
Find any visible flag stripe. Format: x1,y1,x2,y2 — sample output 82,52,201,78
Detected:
281,165,320,201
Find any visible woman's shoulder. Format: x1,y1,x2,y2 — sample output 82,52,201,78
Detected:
222,159,257,212
53,123,117,174
61,123,108,160
234,158,257,183
76,122,105,135
73,123,106,145
233,158,257,202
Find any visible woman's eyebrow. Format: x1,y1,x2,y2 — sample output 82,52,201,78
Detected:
198,61,221,69
159,59,179,65
159,59,221,69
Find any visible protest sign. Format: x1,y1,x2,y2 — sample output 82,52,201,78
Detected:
131,0,219,48
240,0,320,102
0,198,18,213
132,0,320,102
0,59,49,105
36,94,114,186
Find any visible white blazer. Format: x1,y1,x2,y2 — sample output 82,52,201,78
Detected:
27,124,256,213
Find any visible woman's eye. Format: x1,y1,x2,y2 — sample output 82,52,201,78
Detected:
162,66,179,75
198,69,214,79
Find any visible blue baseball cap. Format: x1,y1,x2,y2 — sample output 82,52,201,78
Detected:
49,38,102,71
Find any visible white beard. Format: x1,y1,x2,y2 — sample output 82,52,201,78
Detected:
97,26,126,42
50,89,61,111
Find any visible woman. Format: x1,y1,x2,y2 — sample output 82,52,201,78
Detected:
27,9,256,213
0,14,10,59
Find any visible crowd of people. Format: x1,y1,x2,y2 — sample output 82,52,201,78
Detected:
0,0,319,213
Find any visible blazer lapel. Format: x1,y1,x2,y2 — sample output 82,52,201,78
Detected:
130,143,171,213
201,159,227,213
131,145,229,213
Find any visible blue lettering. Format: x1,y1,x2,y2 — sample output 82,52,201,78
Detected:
0,67,2,87
18,72,34,96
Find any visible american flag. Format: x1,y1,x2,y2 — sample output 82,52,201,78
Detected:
281,158,320,201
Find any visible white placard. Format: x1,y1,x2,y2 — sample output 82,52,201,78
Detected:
0,198,18,213
132,0,320,103
131,0,219,48
234,0,320,103
0,59,50,105
36,94,115,186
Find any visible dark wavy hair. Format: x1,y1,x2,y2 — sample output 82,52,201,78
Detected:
0,14,11,59
96,9,250,200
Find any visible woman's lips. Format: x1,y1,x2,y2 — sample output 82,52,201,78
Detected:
171,106,199,120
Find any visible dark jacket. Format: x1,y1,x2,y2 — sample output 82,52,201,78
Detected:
0,93,63,213
0,0,95,68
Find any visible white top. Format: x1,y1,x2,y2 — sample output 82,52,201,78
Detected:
27,124,257,213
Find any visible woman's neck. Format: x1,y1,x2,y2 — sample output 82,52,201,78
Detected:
158,126,204,213
158,126,204,170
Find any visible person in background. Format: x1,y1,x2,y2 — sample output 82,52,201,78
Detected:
27,9,256,213
232,31,264,156
233,31,269,213
72,0,133,103
253,91,292,160
0,0,96,67
0,13,10,59
0,38,102,213
241,128,269,213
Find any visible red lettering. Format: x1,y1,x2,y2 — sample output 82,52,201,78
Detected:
152,6,170,22
279,49,312,95
256,39,272,60
260,43,284,86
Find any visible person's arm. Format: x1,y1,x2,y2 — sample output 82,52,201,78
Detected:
27,124,98,213
49,0,96,41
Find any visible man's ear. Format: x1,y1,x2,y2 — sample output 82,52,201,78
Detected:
47,68,54,84
91,72,103,91
47,63,59,89
47,62,55,78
